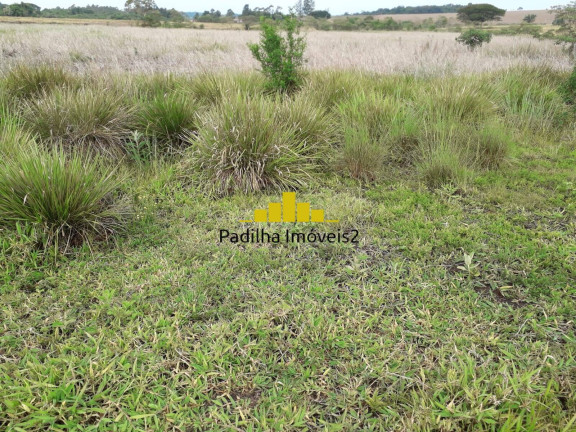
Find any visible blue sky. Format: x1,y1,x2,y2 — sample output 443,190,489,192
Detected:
25,0,565,16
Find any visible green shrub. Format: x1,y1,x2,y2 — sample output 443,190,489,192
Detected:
560,65,576,105
184,93,326,196
456,29,493,50
22,87,135,155
138,93,198,148
0,146,128,249
248,15,306,92
3,64,75,100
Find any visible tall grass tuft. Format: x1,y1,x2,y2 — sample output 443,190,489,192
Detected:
190,72,266,106
301,70,365,112
0,146,129,249
490,67,570,134
0,111,35,159
336,91,419,179
417,79,497,124
184,93,326,195
416,124,471,189
138,93,199,149
3,64,75,100
22,87,135,156
471,123,512,169
338,125,386,181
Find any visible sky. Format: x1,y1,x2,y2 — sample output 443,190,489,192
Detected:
22,0,566,16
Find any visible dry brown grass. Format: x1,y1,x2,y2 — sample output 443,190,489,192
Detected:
0,23,569,76
374,9,555,25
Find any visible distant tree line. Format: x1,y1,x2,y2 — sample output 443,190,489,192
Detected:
0,1,187,23
354,4,464,15
193,2,330,25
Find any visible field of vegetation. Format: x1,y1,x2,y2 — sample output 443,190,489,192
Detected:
0,25,570,75
0,23,575,431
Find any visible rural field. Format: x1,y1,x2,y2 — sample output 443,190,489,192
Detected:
0,21,575,431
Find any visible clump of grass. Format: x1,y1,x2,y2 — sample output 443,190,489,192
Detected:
22,87,135,156
386,110,422,164
471,122,512,169
0,146,129,250
418,145,469,189
0,111,35,159
336,91,413,179
118,73,192,100
190,72,266,106
338,125,386,181
184,93,325,196
137,93,199,149
491,68,570,134
301,70,365,112
3,64,75,100
416,123,472,189
417,79,497,124
278,93,336,150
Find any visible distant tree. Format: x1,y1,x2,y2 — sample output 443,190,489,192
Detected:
242,4,251,16
549,1,576,57
457,3,506,24
3,2,40,17
293,0,302,16
125,0,156,15
309,10,330,18
523,13,536,23
226,8,235,17
302,0,314,15
456,28,493,49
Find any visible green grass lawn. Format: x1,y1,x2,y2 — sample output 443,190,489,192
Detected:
0,66,575,431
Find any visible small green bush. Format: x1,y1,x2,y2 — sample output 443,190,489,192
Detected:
248,15,306,92
22,87,135,155
0,146,128,249
456,29,493,50
184,93,326,195
560,65,576,105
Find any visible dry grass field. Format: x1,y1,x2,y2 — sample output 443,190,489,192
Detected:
0,24,569,76
374,9,554,25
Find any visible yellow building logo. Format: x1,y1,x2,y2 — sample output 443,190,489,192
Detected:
241,192,339,223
